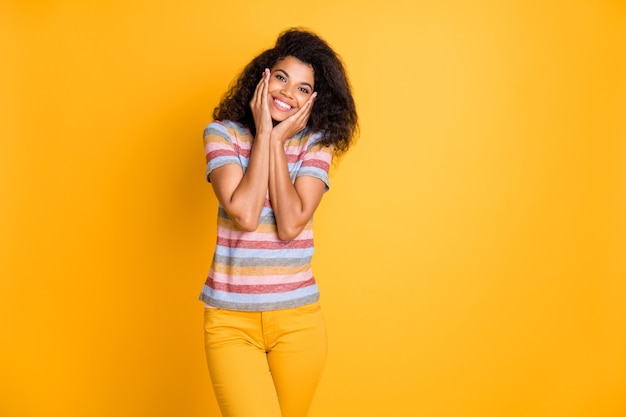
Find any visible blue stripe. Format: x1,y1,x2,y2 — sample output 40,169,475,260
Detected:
237,155,250,169
208,155,239,167
207,157,241,179
260,207,275,217
298,168,330,191
203,123,230,140
226,156,313,173
215,246,314,259
201,283,319,304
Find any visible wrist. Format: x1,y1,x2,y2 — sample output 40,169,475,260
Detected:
269,133,286,146
255,130,272,141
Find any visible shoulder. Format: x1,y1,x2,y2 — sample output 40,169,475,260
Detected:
204,120,251,142
293,128,322,147
301,129,333,155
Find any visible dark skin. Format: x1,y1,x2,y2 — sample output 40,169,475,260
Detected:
209,56,327,241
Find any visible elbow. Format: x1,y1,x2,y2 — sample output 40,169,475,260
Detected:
233,215,259,232
276,226,302,242
237,223,258,233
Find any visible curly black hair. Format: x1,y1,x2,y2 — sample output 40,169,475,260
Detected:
213,28,358,156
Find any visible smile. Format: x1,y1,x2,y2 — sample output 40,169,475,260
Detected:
273,98,293,111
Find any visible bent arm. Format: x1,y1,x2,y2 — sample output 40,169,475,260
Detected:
268,140,326,241
209,133,270,231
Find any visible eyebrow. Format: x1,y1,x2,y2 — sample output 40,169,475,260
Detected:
274,69,314,90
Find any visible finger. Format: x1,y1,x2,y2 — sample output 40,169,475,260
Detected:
301,92,317,113
251,69,268,108
250,83,262,109
254,73,265,106
260,69,270,109
293,93,316,122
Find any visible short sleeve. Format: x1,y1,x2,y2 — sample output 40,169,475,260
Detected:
297,133,334,192
203,121,241,182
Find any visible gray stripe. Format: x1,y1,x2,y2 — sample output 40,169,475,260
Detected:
217,207,277,225
222,120,251,136
214,254,310,267
297,170,330,191
204,125,232,143
217,206,231,219
258,215,276,225
207,159,240,181
200,293,320,312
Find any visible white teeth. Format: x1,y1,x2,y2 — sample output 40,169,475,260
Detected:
274,99,292,110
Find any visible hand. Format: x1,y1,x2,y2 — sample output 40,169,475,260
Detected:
249,69,273,136
271,92,317,143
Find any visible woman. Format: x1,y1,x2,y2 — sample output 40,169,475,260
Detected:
200,28,358,417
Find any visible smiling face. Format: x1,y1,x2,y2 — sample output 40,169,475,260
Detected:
267,56,315,122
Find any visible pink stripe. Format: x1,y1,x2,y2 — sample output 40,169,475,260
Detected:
207,277,316,294
206,149,237,162
285,150,306,163
235,144,251,158
217,237,314,249
304,150,332,160
301,159,330,171
211,270,313,286
205,142,251,158
217,227,314,241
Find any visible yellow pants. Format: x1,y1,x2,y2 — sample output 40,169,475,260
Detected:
204,301,327,417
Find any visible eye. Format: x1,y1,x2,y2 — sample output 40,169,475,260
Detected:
298,86,310,94
275,74,286,82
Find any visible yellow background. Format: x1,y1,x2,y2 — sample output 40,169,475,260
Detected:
1,1,625,416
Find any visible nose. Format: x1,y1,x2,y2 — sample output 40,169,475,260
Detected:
280,83,294,99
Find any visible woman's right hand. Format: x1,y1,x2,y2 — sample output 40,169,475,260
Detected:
249,68,273,136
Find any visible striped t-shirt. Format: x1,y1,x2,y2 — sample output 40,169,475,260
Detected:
199,120,333,311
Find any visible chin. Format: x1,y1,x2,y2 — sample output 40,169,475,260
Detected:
269,112,289,123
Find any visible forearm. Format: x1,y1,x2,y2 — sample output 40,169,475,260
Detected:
216,133,270,231
216,66,275,231
268,140,308,240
